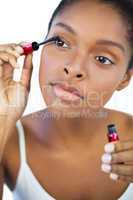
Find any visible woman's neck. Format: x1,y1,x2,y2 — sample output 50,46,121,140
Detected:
45,108,109,152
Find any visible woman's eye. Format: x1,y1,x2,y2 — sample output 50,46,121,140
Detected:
53,36,69,49
95,56,114,65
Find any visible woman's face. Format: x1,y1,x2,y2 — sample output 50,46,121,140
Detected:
39,1,131,116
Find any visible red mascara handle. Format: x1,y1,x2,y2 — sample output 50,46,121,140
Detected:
107,124,119,142
108,132,119,142
107,124,123,164
20,41,39,55
21,43,33,55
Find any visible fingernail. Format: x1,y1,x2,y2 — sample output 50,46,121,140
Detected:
101,153,112,164
110,173,119,181
12,62,19,69
104,143,115,153
101,164,111,173
15,46,24,54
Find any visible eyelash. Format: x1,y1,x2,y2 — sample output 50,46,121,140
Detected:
49,35,115,65
50,35,69,49
95,56,115,65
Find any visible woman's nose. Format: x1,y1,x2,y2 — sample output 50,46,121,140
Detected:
63,64,87,81
63,49,89,81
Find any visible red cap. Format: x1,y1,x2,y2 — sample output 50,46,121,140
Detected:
21,43,33,55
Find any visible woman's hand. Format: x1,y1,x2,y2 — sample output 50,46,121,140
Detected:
101,140,133,183
0,43,33,121
0,43,33,161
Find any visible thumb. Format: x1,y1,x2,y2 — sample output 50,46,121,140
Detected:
20,53,33,92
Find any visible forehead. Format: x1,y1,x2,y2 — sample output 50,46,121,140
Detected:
51,1,129,50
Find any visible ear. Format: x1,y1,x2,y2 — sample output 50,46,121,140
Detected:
129,68,133,76
116,69,132,91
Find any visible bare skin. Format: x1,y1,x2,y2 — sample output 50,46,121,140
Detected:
0,0,133,200
2,108,133,200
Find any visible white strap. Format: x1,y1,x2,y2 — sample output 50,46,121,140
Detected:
16,120,27,163
118,183,133,200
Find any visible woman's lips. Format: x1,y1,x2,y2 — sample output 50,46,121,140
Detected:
51,83,84,102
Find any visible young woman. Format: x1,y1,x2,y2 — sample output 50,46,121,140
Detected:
0,0,133,199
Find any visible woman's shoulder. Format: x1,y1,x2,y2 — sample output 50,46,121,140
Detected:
107,108,133,126
1,109,48,187
2,109,47,162
106,107,132,117
20,108,50,135
20,108,49,124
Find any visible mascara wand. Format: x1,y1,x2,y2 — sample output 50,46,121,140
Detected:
20,36,58,55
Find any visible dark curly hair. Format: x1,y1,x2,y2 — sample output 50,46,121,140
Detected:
47,0,133,70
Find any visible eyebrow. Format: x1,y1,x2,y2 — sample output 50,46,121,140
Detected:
96,40,125,54
54,22,125,54
54,22,77,35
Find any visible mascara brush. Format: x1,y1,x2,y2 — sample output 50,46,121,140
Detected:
20,36,59,55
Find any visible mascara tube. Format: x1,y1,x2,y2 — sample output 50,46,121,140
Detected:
107,124,119,142
107,124,124,164
20,42,39,55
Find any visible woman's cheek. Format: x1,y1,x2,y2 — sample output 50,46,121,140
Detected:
39,61,54,107
98,77,123,106
38,52,62,107
88,73,121,108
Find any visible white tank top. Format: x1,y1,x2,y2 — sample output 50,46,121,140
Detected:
13,120,56,200
12,120,133,200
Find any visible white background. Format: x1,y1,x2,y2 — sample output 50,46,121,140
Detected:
0,0,132,199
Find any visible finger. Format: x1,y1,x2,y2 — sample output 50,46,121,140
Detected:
0,52,18,68
0,60,3,77
0,52,18,84
111,150,133,164
0,62,4,92
0,43,24,56
0,60,9,102
115,140,133,152
4,47,20,58
101,163,133,175
109,173,133,183
0,43,17,51
102,150,133,164
20,53,33,91
115,174,133,183
14,45,24,55
0,66,3,79
2,63,14,83
104,140,133,154
111,163,133,176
